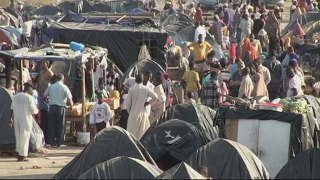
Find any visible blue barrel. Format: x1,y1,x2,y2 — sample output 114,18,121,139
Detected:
70,41,85,51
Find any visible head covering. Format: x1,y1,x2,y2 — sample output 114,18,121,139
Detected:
240,38,259,60
258,29,268,36
293,23,305,36
261,52,269,58
265,11,280,37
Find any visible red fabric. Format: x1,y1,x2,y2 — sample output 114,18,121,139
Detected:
229,43,237,60
167,38,173,46
194,7,203,22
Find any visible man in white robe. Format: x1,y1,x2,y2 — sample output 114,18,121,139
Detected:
238,12,253,44
150,75,166,125
10,82,38,161
126,74,158,140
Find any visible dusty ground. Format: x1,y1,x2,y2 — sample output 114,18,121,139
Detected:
0,146,83,179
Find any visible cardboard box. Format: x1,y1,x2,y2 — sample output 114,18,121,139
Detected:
103,98,120,110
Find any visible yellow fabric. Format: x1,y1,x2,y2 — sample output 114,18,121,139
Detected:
188,42,213,62
111,90,120,99
182,70,200,91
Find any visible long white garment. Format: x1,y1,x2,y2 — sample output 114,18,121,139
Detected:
11,92,39,157
126,84,158,140
239,19,253,43
149,85,166,125
194,26,206,42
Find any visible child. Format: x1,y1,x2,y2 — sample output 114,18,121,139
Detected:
89,93,113,133
185,91,196,103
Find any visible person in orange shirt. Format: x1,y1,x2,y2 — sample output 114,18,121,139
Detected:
240,38,258,63
188,34,213,64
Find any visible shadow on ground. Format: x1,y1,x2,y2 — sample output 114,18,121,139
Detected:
0,174,54,179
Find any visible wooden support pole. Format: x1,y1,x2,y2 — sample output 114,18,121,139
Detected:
90,59,95,101
4,58,11,89
81,66,87,132
18,60,23,92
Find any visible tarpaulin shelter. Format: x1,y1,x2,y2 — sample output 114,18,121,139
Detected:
275,148,320,179
185,138,271,179
57,0,95,14
25,5,65,17
0,87,14,151
41,21,168,72
282,12,320,36
52,126,156,179
218,104,320,158
152,103,219,143
0,28,20,47
155,162,205,179
171,26,225,60
0,26,22,42
78,156,163,179
120,59,165,86
162,13,195,28
141,119,205,170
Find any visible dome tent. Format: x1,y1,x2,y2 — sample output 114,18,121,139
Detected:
185,138,271,179
78,156,162,179
275,148,320,179
155,162,205,179
141,119,205,170
0,87,14,151
52,126,156,179
152,103,219,144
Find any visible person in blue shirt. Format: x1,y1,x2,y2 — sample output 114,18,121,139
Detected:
168,4,177,15
230,58,241,76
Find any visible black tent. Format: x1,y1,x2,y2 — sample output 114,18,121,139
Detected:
282,12,320,36
185,138,271,179
52,126,156,179
120,59,165,86
152,103,219,144
275,148,320,179
57,0,95,14
141,119,205,170
155,162,205,179
25,5,64,18
0,87,14,151
79,156,163,179
42,22,167,72
91,2,112,12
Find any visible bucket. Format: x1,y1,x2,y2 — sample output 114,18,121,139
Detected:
70,41,85,51
77,132,90,146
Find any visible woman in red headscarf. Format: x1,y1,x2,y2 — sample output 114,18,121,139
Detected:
240,38,259,60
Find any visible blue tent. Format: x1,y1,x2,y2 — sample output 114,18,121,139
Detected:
126,8,147,14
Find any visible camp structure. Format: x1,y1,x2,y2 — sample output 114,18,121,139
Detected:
140,119,205,170
275,148,320,179
152,103,219,143
185,138,271,179
78,156,163,179
155,162,205,179
282,12,320,36
57,0,95,14
120,59,165,86
0,87,14,151
52,126,156,179
40,18,167,72
0,28,19,48
24,4,65,18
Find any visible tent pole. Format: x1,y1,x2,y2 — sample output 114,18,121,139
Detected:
18,60,23,92
4,58,11,89
81,65,87,132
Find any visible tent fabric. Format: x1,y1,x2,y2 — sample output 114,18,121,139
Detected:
120,59,165,86
42,22,167,72
57,0,95,14
185,138,271,179
152,103,219,144
275,148,320,179
218,106,319,158
172,26,225,60
91,2,112,12
78,156,163,179
155,162,205,179
52,126,156,179
282,12,320,36
0,87,14,151
25,5,64,17
127,8,148,14
140,119,204,167
0,28,19,47
0,26,22,42
162,13,195,27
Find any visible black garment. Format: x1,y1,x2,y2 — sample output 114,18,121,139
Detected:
253,19,264,36
106,71,119,90
262,57,282,94
48,105,66,146
85,71,93,99
119,110,129,129
96,121,106,133
40,109,49,144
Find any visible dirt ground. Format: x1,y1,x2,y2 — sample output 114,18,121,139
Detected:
0,146,83,179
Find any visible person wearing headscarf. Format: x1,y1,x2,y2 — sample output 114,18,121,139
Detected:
238,12,254,44
300,3,307,13
194,3,203,22
240,38,258,61
248,63,269,99
292,23,306,38
222,4,233,31
313,2,319,11
210,14,225,45
249,34,262,55
258,29,269,52
265,11,281,53
291,6,302,21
